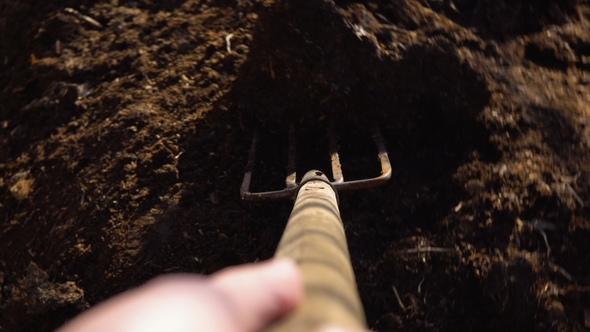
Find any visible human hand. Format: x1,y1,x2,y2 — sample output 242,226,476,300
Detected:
58,258,303,332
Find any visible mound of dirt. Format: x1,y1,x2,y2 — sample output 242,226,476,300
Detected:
2,0,590,331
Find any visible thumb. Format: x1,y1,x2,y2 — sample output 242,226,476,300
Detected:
209,258,303,332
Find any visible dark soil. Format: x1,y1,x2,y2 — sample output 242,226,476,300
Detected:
2,0,590,331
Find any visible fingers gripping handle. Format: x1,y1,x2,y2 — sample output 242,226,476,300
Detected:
266,170,367,331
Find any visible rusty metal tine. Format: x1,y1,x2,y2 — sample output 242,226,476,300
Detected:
331,126,391,192
329,117,344,183
372,126,391,176
240,130,259,199
286,124,297,188
242,186,298,201
241,125,391,201
241,130,299,201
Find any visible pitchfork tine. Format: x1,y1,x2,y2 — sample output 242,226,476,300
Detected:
286,124,297,188
329,116,344,183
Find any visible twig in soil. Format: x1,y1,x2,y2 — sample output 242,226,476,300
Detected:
374,14,406,32
530,218,557,231
516,218,556,255
64,8,103,28
396,247,456,255
79,188,85,206
558,174,584,207
449,1,460,13
538,229,551,255
225,33,234,53
566,182,585,207
417,278,425,294
374,13,394,26
548,262,574,282
391,285,406,311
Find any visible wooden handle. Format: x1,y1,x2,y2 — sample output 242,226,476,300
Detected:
266,171,366,331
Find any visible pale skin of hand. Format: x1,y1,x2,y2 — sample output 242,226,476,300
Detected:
58,259,303,332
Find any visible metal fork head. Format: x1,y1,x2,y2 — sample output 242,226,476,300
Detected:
240,124,391,201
